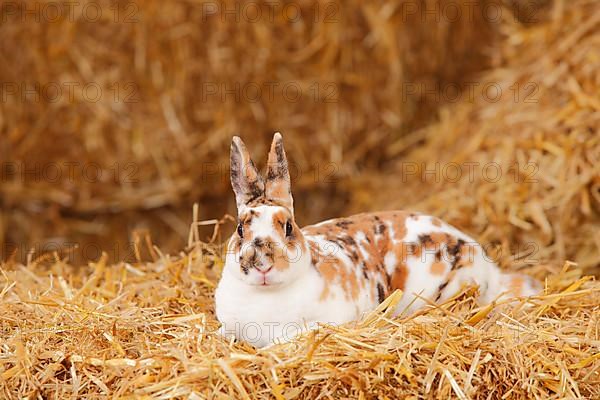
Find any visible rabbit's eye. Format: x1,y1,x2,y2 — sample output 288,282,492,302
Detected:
285,221,293,237
237,223,243,238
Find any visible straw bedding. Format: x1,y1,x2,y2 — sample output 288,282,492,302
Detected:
1,244,599,398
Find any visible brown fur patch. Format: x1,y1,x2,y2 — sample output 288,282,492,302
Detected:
269,241,288,272
305,211,413,300
430,261,446,275
317,259,337,301
390,267,408,291
271,210,287,233
237,211,259,241
308,241,319,264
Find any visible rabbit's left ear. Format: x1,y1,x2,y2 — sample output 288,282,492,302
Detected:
230,136,265,209
265,132,293,212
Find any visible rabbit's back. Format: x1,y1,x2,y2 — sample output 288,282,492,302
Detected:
302,211,531,315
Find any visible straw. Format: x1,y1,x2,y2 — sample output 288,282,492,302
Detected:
1,249,598,398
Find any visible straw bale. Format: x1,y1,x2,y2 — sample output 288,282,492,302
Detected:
0,0,499,259
352,0,600,275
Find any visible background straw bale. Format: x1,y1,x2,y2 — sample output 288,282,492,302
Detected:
1,0,501,262
350,0,600,275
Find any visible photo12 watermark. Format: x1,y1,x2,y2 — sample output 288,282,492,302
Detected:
201,1,339,23
0,81,140,104
2,240,143,265
200,81,338,104
1,161,139,184
1,1,140,23
397,161,539,184
402,81,540,104
398,1,541,24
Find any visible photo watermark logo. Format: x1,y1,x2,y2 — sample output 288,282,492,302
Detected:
1,1,139,23
0,81,140,104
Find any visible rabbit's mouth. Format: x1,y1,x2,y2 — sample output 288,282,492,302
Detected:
257,265,274,286
248,266,284,287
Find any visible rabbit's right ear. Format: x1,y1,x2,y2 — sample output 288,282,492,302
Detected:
230,136,265,209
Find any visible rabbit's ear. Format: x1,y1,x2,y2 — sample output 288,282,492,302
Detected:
230,136,265,209
265,132,293,211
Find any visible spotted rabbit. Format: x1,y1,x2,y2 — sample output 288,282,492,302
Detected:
215,133,540,347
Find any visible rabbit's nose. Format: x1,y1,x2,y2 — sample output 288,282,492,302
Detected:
255,263,272,273
258,265,273,274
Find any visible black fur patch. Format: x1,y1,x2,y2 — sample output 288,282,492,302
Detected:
339,236,356,246
435,281,449,301
449,239,466,270
406,243,418,256
266,168,278,180
377,283,385,304
418,234,432,245
245,183,264,204
336,220,354,229
275,141,286,167
448,239,465,258
361,262,369,279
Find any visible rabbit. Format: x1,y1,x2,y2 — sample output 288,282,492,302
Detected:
214,133,541,348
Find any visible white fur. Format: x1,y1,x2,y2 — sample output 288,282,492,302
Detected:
383,251,397,276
